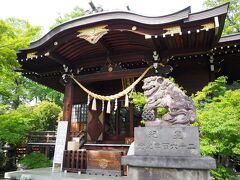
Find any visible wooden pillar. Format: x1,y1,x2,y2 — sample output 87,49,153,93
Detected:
45,146,49,158
63,80,74,122
63,80,74,143
129,104,134,137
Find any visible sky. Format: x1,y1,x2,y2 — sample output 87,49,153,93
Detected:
0,0,204,35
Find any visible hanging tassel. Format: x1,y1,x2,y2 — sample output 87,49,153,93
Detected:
91,98,97,111
102,100,104,112
87,95,90,106
125,94,129,107
106,100,111,114
114,99,118,111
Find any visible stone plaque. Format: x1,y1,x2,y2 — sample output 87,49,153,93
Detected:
134,126,200,156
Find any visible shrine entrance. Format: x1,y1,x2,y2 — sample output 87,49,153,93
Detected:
104,101,130,142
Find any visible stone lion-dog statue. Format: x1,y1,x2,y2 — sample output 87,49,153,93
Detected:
142,76,196,126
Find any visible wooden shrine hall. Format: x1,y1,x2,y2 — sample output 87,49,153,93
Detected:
17,3,240,175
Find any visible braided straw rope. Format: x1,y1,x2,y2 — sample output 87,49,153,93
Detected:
71,65,153,101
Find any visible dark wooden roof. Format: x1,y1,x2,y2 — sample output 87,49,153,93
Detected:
17,3,230,92
218,33,240,45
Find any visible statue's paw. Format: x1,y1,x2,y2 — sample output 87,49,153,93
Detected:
161,114,172,121
142,109,155,121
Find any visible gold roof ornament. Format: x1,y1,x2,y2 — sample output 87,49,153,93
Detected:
163,26,182,36
201,23,215,31
77,25,108,44
27,52,37,59
44,52,50,57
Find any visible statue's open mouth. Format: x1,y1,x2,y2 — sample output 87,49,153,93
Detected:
143,85,157,97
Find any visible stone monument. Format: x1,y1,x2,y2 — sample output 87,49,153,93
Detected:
122,76,216,180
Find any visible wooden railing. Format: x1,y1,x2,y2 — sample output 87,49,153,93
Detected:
28,131,56,145
63,150,87,173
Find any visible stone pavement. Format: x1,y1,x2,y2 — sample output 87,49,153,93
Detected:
4,168,129,180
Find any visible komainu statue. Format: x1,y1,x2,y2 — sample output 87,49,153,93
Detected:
142,76,196,125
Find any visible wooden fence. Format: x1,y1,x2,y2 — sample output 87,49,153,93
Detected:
63,150,87,173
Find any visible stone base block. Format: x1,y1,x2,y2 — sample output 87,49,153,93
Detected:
122,155,216,180
122,155,216,169
128,167,210,180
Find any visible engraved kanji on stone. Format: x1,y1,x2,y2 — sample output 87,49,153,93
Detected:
162,143,170,149
148,130,158,138
170,143,178,149
188,144,196,149
173,130,184,140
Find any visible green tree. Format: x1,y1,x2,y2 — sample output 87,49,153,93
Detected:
0,101,61,146
0,18,63,110
0,18,41,110
0,18,41,73
0,106,35,145
33,101,61,131
203,0,240,34
23,79,64,107
193,76,240,179
50,6,85,29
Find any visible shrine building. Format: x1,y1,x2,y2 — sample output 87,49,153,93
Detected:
16,3,240,175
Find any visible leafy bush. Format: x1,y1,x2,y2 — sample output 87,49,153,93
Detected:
19,152,52,169
193,76,240,179
157,107,168,118
0,101,61,146
211,164,236,180
33,101,61,131
0,106,35,145
131,92,146,108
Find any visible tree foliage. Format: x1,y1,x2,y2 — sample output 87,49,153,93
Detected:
203,0,240,34
193,76,240,179
0,18,41,73
0,102,61,146
50,6,85,29
0,106,35,145
33,101,61,131
0,18,63,111
0,18,40,110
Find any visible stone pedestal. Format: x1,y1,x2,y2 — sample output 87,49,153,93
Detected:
121,126,216,180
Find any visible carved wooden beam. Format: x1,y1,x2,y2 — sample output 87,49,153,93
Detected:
75,67,149,83
48,52,72,68
71,51,152,68
98,39,113,53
